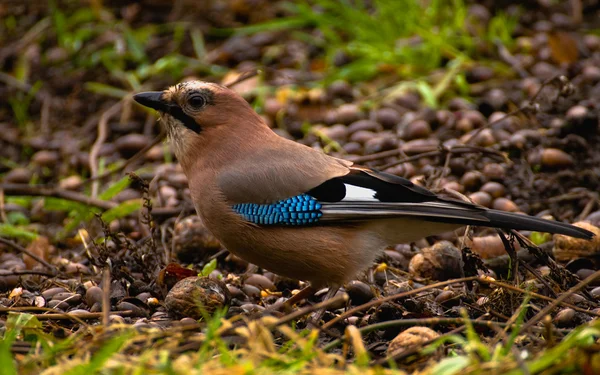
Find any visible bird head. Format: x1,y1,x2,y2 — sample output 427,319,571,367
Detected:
133,81,267,169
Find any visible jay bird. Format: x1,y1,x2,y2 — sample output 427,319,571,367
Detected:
134,81,593,310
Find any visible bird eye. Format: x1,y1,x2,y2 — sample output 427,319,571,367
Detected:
188,94,206,108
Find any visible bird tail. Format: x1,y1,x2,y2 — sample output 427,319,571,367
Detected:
482,210,592,239
320,201,594,240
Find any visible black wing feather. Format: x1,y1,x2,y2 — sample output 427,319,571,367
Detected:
309,167,594,240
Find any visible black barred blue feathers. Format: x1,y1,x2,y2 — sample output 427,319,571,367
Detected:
233,194,323,225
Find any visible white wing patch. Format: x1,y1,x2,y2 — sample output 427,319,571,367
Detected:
343,184,379,201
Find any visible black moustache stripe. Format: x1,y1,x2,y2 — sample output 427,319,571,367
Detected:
166,104,202,134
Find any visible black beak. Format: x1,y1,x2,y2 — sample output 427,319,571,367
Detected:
133,91,167,112
133,90,202,134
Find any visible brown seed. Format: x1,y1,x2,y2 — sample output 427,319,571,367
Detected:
483,89,507,111
321,124,348,141
442,181,464,194
455,117,474,133
327,80,353,99
460,171,485,190
469,191,493,208
335,104,364,124
400,120,431,140
482,163,506,180
47,300,69,310
531,62,558,80
583,34,600,50
42,287,67,300
244,274,276,291
590,287,600,300
540,148,575,168
4,168,32,183
346,280,374,305
582,66,600,83
51,292,82,305
242,284,261,298
340,142,360,155
467,235,518,259
85,286,103,307
434,290,457,304
65,262,91,275
554,308,576,327
349,130,375,144
32,150,59,167
480,182,506,198
364,136,397,154
58,175,83,190
348,119,383,134
375,108,401,129
116,301,145,317
492,198,520,212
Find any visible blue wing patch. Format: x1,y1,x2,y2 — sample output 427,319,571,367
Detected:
232,194,322,225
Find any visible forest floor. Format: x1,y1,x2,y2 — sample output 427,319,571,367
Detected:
1,1,600,374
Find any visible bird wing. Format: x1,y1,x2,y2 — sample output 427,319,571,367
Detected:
314,167,593,239
224,157,593,239
216,140,352,204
